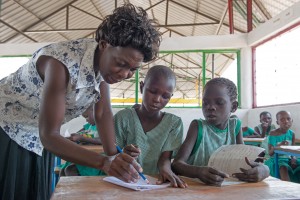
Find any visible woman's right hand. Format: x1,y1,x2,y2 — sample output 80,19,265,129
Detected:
103,153,143,183
197,166,229,186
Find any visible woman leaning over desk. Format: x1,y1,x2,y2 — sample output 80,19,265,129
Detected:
0,4,161,200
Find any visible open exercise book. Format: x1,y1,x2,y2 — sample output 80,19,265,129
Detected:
208,144,265,177
103,176,170,191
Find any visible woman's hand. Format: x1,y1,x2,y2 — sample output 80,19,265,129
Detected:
103,153,143,183
232,157,269,182
123,144,141,159
157,167,187,188
197,167,229,186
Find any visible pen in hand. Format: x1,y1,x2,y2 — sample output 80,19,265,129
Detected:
115,144,149,184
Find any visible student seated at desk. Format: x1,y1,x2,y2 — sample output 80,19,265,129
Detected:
254,111,276,138
264,111,300,183
242,126,260,138
68,105,101,145
61,105,102,176
115,65,186,188
172,77,269,186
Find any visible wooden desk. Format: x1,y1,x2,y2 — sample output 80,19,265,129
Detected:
52,144,104,191
243,138,265,146
274,146,300,178
51,176,300,200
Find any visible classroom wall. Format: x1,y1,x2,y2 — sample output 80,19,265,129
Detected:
60,107,249,140
247,104,300,138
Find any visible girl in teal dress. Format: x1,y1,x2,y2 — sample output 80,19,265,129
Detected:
264,111,300,182
172,77,270,186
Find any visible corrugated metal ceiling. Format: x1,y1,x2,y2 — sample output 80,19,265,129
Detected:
1,0,299,101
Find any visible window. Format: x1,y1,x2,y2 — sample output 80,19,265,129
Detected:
254,23,300,106
109,50,241,108
0,56,30,79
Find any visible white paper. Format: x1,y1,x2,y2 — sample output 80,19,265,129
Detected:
208,144,265,177
62,129,71,138
103,176,170,191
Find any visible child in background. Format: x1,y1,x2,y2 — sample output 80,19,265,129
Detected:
115,65,186,188
61,105,102,176
242,126,260,138
264,111,300,182
68,105,101,145
172,77,269,186
254,111,276,138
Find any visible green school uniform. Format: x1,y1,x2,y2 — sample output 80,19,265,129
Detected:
254,124,276,136
264,130,300,182
115,108,184,175
187,118,241,166
60,123,103,176
243,127,256,137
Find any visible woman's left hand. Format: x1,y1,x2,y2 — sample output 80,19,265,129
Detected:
157,167,187,188
232,157,270,182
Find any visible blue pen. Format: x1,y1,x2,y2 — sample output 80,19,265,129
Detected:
115,144,149,184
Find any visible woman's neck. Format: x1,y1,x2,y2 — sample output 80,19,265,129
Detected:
93,47,100,76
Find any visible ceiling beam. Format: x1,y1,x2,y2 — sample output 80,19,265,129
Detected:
69,5,102,20
0,19,37,42
13,0,70,40
215,5,228,35
3,0,78,43
170,0,246,33
145,0,165,11
253,0,271,20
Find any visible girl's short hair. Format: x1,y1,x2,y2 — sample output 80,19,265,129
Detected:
204,77,237,102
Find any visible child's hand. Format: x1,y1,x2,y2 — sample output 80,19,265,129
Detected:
279,140,289,146
123,144,141,159
261,122,269,130
232,157,269,182
290,157,297,169
68,133,83,143
157,168,187,188
197,167,229,186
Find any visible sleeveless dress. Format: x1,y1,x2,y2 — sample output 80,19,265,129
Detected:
66,108,184,176
264,130,300,183
187,118,241,166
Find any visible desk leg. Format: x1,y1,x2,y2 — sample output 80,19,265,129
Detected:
274,153,279,178
52,156,62,192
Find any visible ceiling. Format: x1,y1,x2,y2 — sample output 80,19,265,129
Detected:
1,0,299,103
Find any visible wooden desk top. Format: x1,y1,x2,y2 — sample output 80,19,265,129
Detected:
243,138,265,143
79,144,104,154
274,146,300,155
51,176,300,200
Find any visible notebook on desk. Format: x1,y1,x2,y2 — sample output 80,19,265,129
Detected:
103,175,170,191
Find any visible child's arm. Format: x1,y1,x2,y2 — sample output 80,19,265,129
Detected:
157,151,187,188
172,120,228,186
78,136,102,145
236,128,244,144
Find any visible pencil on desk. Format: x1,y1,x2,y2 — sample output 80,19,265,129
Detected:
115,144,149,184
